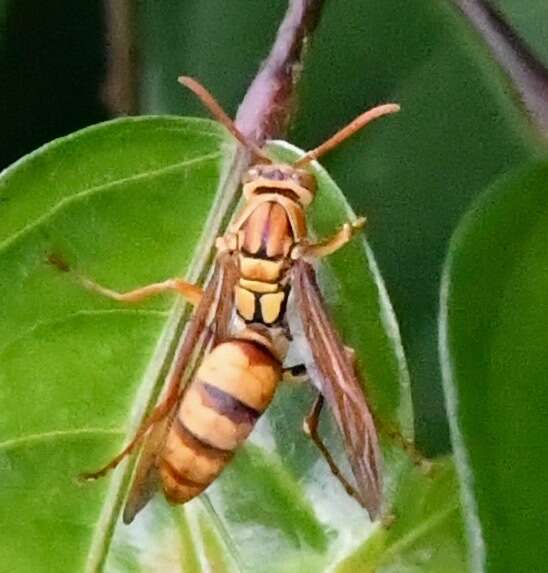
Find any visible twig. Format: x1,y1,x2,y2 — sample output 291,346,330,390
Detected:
235,0,325,145
452,0,548,137
102,0,138,115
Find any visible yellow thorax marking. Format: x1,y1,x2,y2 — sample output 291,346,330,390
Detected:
239,278,279,293
238,254,284,283
260,292,286,325
234,286,256,322
242,176,314,207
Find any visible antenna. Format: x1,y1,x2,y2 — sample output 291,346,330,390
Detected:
178,76,271,162
294,103,400,168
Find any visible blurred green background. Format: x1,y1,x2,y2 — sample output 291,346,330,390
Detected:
1,0,546,456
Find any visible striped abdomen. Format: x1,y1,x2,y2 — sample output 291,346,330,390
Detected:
159,338,281,504
235,201,294,325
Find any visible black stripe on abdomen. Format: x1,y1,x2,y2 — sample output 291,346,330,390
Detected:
173,416,233,460
160,458,207,488
199,382,262,425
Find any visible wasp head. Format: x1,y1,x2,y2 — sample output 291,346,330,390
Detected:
242,163,317,207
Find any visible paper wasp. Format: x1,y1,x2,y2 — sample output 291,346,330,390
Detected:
73,77,400,523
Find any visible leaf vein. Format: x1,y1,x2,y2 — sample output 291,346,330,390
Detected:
0,151,222,254
0,308,168,356
0,427,123,451
376,502,459,567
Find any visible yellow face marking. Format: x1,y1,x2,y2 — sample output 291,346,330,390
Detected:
239,278,278,293
239,255,283,282
242,176,315,206
260,291,286,324
235,286,256,321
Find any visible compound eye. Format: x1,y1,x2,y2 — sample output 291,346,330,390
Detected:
298,171,317,194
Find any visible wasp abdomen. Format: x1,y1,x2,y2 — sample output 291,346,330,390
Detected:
160,339,281,504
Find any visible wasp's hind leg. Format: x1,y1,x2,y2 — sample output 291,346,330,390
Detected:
48,254,203,306
48,254,205,482
303,394,364,505
79,394,178,481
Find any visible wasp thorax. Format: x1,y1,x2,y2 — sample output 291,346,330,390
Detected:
242,163,317,207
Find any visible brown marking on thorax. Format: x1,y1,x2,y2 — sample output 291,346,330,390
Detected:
242,201,293,261
235,201,296,325
231,192,308,244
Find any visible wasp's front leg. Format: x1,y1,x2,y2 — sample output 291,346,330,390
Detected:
293,217,366,260
48,254,203,307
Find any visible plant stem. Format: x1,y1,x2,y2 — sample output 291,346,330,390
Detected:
236,0,325,145
452,0,548,137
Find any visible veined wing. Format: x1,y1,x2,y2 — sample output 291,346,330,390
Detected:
123,252,238,523
291,258,382,517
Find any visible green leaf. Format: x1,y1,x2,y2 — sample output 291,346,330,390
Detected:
440,159,548,571
0,116,230,572
0,117,465,571
494,0,548,66
334,457,465,573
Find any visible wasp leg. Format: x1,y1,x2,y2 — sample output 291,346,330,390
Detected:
79,276,203,307
48,254,203,306
377,421,429,469
80,390,179,480
303,394,364,504
294,217,366,259
80,283,202,479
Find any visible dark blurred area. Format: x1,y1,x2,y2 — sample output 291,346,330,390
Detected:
0,0,109,170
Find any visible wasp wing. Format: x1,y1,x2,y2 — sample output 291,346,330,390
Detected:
291,258,382,517
123,252,239,523
122,415,171,523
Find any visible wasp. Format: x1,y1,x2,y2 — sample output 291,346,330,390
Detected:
75,77,400,523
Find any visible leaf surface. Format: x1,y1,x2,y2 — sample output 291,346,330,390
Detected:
0,117,465,572
440,159,548,572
